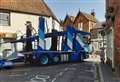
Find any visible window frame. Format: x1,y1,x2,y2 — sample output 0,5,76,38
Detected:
0,10,10,26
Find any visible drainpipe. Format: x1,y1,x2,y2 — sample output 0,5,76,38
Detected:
111,10,115,70
111,11,116,70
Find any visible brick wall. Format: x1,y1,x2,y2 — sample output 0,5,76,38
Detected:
114,12,120,65
74,13,95,32
106,0,120,75
74,14,88,30
62,17,73,31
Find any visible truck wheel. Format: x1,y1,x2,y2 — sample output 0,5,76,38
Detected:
40,55,49,65
78,53,83,62
80,54,85,62
53,56,60,63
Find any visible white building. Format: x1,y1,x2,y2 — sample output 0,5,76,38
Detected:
0,0,62,56
91,22,107,56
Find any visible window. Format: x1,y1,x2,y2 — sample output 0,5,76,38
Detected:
83,36,91,44
0,12,10,26
78,22,83,30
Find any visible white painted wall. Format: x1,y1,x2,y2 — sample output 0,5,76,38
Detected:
91,33,107,55
0,12,39,34
44,17,62,50
92,34,103,51
106,30,113,60
0,12,61,52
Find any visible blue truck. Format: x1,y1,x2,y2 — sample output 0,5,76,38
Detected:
0,17,93,68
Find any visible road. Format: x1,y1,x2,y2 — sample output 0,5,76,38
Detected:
0,62,97,82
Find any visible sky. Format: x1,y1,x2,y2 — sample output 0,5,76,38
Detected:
44,0,106,22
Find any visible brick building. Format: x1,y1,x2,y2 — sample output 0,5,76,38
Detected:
62,11,96,32
105,0,120,74
74,11,96,32
61,14,75,31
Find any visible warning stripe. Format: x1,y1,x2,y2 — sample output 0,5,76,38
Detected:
38,17,45,50
76,34,89,52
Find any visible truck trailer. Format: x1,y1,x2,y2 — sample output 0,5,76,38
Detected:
0,17,93,66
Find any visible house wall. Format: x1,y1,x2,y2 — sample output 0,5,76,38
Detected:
106,0,120,72
106,0,120,64
74,14,88,32
0,12,39,37
114,12,120,65
83,21,89,32
91,31,107,58
89,21,96,32
45,17,61,50
74,14,96,32
92,38,103,51
0,12,61,53
106,29,113,61
62,18,73,31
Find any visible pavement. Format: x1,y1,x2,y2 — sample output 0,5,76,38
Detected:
98,63,120,82
0,61,97,82
87,55,120,82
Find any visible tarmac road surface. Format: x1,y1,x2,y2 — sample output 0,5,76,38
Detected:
0,62,97,82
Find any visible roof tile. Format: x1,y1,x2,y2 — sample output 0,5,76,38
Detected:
0,0,58,21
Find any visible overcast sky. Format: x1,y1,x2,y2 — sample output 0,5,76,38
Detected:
45,0,106,22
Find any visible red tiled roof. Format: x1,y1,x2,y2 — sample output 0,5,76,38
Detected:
82,12,97,22
74,11,97,23
0,0,58,21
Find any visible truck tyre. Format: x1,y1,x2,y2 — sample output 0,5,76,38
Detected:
60,55,63,62
40,54,49,65
66,54,69,62
78,53,83,62
24,54,33,64
52,56,60,63
80,54,85,62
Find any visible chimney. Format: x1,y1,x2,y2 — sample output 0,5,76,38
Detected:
91,9,96,18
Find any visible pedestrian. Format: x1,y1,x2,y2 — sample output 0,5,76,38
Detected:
100,48,105,63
